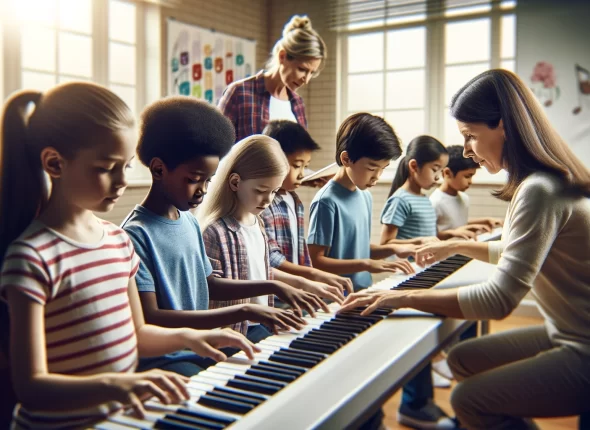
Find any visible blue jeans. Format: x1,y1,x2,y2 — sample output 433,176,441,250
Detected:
137,325,273,377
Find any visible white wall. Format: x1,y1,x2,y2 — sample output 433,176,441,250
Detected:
516,0,590,162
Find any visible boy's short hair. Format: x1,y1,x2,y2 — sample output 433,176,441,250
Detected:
335,113,401,166
137,97,235,170
446,145,479,175
262,120,320,154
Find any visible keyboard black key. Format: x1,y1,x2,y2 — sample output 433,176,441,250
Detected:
207,389,263,406
290,339,337,354
211,386,267,402
154,417,211,430
246,368,296,383
176,408,236,426
269,353,317,368
163,413,225,430
256,361,306,375
227,378,281,395
198,393,254,414
234,373,286,388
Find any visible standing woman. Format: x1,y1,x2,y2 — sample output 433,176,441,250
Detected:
340,69,590,429
218,15,326,141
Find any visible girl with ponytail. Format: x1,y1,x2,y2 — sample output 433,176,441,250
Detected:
0,83,256,429
380,135,452,245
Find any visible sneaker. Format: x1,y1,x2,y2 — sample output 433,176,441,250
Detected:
432,370,451,388
432,357,454,381
397,401,458,429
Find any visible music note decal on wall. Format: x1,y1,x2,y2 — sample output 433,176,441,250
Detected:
572,64,590,115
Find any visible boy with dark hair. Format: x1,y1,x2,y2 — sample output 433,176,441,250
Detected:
430,145,502,236
122,97,318,376
307,113,457,429
261,120,353,297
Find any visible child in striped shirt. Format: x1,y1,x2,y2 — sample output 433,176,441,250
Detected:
0,83,256,429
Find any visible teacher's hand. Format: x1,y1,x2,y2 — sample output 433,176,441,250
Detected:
415,241,457,267
338,290,408,315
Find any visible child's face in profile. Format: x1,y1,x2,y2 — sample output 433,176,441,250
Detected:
282,150,312,191
345,156,390,190
413,154,449,191
446,167,477,192
160,155,219,211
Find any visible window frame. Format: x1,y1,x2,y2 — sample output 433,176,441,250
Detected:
1,0,153,183
337,1,516,183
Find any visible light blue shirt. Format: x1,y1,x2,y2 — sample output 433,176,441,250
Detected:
307,180,373,290
381,189,437,239
121,205,212,311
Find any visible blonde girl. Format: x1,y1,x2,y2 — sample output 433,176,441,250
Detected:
199,135,331,336
0,82,256,429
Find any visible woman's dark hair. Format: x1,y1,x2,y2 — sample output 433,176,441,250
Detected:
388,135,447,197
451,69,590,200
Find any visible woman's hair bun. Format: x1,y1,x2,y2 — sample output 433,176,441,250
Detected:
283,15,312,37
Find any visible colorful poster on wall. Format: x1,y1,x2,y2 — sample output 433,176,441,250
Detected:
167,19,256,104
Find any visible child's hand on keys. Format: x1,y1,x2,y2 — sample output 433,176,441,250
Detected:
297,278,345,304
448,227,477,240
274,281,330,317
365,259,414,274
389,243,419,259
181,327,260,361
107,369,190,418
244,304,307,334
311,270,354,295
464,224,491,234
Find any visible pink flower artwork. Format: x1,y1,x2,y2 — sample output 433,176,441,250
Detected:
531,61,557,89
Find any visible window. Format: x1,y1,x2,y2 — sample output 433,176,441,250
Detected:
339,1,516,183
2,0,153,183
18,0,93,91
109,0,137,115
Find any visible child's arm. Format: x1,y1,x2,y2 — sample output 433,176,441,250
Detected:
274,260,354,295
308,244,414,275
415,240,493,266
469,217,503,229
6,287,190,415
271,268,344,304
380,224,438,246
127,278,258,360
208,276,329,316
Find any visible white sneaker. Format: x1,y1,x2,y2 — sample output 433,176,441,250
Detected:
432,358,454,380
432,370,451,388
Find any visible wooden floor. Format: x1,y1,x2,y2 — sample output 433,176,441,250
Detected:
382,315,578,430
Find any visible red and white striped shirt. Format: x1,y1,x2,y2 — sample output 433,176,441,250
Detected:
1,219,140,429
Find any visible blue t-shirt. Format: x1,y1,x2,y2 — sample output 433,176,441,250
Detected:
307,180,373,290
381,189,437,240
121,205,212,311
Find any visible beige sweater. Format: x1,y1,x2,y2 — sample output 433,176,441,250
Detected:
459,172,590,355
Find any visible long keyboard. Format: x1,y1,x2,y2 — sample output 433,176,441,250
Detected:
96,229,502,430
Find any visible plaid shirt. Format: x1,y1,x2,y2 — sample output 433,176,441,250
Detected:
260,191,312,269
202,215,274,335
218,70,307,142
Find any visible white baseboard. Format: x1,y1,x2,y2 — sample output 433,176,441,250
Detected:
512,299,543,319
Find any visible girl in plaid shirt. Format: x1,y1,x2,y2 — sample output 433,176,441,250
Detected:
198,135,343,336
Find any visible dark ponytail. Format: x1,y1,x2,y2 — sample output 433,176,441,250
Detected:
388,135,448,197
0,91,44,262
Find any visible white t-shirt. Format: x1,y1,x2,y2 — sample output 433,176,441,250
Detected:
240,218,269,307
269,96,297,122
429,187,469,231
282,192,299,264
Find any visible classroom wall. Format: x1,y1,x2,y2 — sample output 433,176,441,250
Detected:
105,0,509,239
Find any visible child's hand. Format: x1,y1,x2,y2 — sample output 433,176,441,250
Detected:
365,259,415,274
107,369,190,418
389,243,418,259
297,278,345,304
484,217,503,228
274,281,330,317
181,327,260,361
447,227,477,240
413,236,440,245
244,304,307,334
465,223,491,234
311,270,354,295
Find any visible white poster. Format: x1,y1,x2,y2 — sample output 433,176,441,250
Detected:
167,19,257,105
